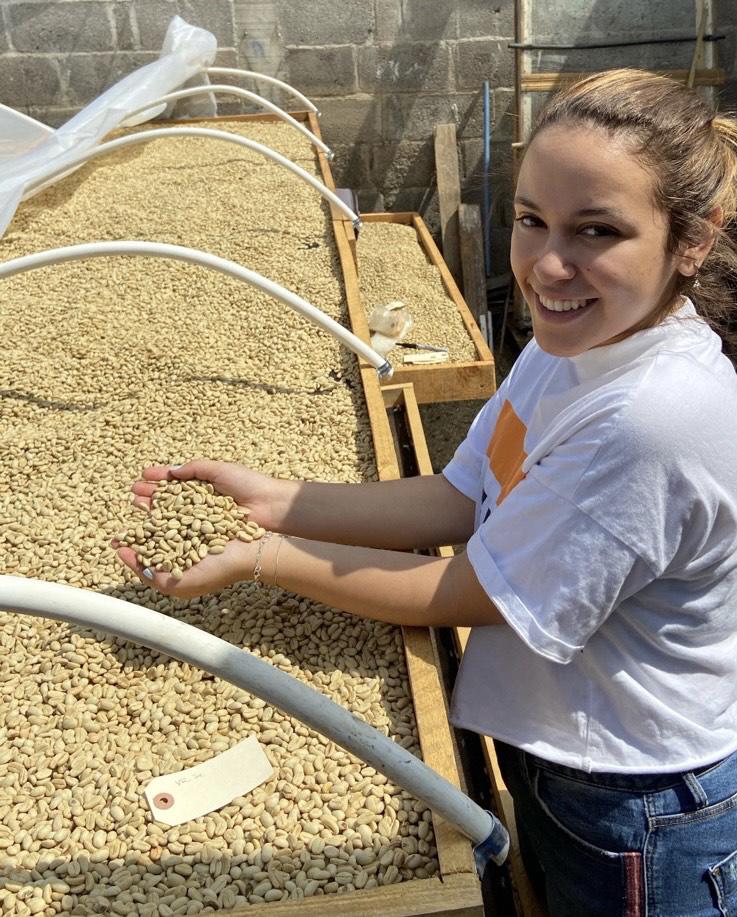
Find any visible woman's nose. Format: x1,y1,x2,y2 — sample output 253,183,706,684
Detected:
533,245,576,283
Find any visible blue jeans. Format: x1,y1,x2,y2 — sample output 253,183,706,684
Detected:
495,741,737,916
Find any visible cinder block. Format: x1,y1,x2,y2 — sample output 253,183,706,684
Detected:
6,2,115,53
133,0,176,50
134,0,236,52
356,187,386,214
455,39,512,91
370,138,435,195
539,43,695,73
286,46,356,96
113,0,136,51
492,88,515,141
421,191,440,238
177,0,236,49
458,0,514,39
386,186,428,215
374,0,401,44
0,7,9,53
65,51,159,107
358,43,451,93
0,54,62,107
400,0,457,42
277,0,373,45
316,96,380,145
382,92,470,141
33,105,81,128
327,141,373,190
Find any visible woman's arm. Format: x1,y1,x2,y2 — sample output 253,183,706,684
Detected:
260,535,507,628
133,463,477,551
275,473,476,550
117,529,506,630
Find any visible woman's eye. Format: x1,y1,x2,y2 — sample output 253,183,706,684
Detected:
514,214,543,228
580,224,618,238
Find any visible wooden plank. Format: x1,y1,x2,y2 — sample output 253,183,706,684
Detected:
433,124,463,285
401,625,479,879
346,213,496,404
362,212,418,224
391,381,546,915
380,384,477,880
241,873,483,916
333,229,481,895
412,215,491,364
453,631,547,917
520,67,725,92
458,203,487,327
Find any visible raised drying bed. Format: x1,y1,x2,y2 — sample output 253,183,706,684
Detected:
0,112,481,916
341,213,495,405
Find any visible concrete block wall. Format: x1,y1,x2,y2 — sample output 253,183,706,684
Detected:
1,1,735,279
0,0,518,275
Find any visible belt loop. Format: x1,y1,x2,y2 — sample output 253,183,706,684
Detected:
682,771,709,808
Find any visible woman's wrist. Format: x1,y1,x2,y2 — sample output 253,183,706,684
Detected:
265,478,302,534
248,531,292,588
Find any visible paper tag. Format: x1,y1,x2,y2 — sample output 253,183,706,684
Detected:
402,350,449,364
143,737,273,826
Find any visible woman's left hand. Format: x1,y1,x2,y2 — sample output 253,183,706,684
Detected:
114,537,260,599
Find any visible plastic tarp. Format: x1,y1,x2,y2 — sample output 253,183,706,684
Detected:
0,16,216,239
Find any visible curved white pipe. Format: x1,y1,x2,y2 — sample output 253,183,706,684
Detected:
22,127,360,229
0,241,392,379
122,84,331,159
206,67,320,116
0,575,508,867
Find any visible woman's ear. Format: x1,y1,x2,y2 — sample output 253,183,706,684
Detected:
676,206,723,277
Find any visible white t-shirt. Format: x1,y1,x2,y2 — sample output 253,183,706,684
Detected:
444,301,737,773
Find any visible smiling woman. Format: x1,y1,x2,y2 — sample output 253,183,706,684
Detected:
114,70,737,917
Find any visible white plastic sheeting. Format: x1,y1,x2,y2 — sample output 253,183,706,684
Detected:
0,16,216,239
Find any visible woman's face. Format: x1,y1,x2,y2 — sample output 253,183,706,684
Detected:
511,123,684,356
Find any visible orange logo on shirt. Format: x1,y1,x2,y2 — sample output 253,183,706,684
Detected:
487,400,527,505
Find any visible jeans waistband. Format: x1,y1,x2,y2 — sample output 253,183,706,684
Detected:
524,747,737,794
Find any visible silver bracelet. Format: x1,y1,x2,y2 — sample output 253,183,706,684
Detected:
273,535,289,589
252,531,274,587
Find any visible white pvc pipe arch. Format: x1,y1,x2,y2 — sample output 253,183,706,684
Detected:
205,67,320,116
122,84,331,158
21,127,360,229
0,241,392,378
0,575,510,870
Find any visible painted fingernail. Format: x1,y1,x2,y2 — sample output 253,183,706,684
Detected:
142,567,154,580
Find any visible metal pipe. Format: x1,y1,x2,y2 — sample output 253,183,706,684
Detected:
0,575,510,870
482,80,492,278
0,241,391,378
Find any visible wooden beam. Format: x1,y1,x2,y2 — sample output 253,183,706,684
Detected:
433,123,462,285
520,67,725,92
242,873,483,916
458,203,487,328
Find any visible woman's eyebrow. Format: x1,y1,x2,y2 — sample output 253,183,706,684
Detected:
514,197,628,221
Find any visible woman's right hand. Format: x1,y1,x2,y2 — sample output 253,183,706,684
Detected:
130,460,288,532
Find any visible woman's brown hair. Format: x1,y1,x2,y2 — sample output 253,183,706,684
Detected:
531,69,737,354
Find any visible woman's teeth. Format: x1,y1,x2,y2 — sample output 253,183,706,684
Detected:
538,294,592,312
